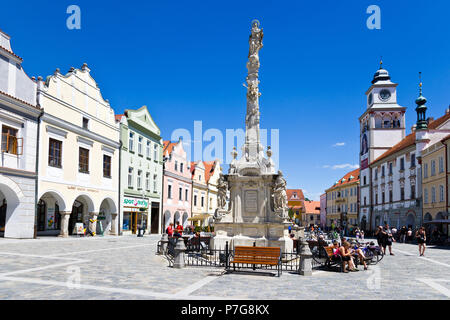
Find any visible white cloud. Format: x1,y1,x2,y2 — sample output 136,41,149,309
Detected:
322,163,359,170
332,142,346,147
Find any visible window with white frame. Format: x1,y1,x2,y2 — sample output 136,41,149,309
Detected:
146,140,151,158
129,132,135,152
137,170,142,189
138,136,143,155
424,188,428,204
431,160,436,176
175,160,178,171
439,156,444,173
440,185,444,202
424,163,428,178
153,144,158,160
128,167,133,188
146,172,150,190
153,174,157,192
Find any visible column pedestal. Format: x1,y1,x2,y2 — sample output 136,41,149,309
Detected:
58,212,72,238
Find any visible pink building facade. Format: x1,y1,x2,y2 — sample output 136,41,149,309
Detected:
320,193,327,229
162,139,192,231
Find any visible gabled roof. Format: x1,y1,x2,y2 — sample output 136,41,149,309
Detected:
287,189,305,201
304,201,320,214
326,168,360,192
372,112,450,165
163,140,178,156
203,161,216,183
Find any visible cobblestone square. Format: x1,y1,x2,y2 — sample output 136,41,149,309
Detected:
0,235,448,300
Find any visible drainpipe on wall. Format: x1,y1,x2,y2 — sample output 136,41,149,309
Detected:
118,139,123,236
33,109,44,239
160,154,166,234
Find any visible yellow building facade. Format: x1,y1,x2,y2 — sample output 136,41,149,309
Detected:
325,169,359,229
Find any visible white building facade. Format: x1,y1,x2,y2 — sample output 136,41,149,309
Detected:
36,64,120,237
359,65,406,231
0,30,41,238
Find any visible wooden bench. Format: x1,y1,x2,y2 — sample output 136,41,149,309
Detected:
323,246,344,272
228,246,282,277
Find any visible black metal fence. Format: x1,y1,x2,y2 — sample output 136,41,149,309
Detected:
162,237,323,272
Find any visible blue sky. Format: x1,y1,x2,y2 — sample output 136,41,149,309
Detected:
1,0,449,200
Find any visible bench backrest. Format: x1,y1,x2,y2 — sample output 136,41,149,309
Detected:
324,246,335,257
234,246,281,261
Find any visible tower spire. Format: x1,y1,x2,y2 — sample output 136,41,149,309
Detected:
415,72,428,130
379,56,383,69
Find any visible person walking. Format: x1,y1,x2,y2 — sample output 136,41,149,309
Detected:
416,227,427,256
407,228,413,243
400,226,407,243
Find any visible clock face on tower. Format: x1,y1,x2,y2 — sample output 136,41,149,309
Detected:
379,89,391,102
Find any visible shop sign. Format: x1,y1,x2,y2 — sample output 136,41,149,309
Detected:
123,197,148,208
75,223,84,235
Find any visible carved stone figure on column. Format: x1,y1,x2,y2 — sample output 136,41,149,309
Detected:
273,171,288,220
217,174,228,209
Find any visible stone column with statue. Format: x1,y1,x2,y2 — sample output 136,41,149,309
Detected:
211,20,293,252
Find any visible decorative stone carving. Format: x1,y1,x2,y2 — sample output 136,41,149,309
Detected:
273,171,288,210
217,174,228,210
211,21,293,253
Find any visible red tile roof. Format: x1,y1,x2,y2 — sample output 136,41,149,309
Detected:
372,112,450,165
115,114,124,122
327,168,360,192
304,201,320,214
203,161,216,183
287,189,305,201
163,140,177,156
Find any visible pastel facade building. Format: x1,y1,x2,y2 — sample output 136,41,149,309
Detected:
303,201,321,227
162,140,191,230
190,160,222,227
421,138,446,229
287,189,305,225
36,64,120,237
320,193,327,229
116,106,163,235
0,30,40,238
326,169,359,229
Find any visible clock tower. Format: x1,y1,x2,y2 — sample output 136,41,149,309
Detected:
358,62,406,229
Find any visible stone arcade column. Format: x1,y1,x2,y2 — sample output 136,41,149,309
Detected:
110,213,118,235
59,212,72,237
89,212,98,235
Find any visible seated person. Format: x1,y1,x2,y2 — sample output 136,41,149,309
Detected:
350,241,368,270
339,241,358,272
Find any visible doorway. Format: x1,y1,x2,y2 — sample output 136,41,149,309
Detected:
151,203,160,234
37,200,46,231
69,200,84,235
